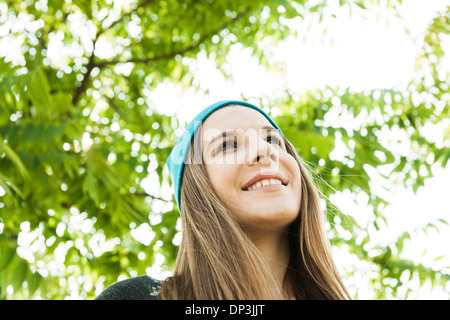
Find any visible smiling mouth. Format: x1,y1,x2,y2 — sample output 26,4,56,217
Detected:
243,178,287,191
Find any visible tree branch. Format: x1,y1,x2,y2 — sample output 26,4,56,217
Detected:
134,192,171,202
72,5,251,106
71,51,96,106
95,0,156,40
96,7,252,69
71,0,156,106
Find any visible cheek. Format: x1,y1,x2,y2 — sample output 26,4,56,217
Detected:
292,162,302,188
283,155,302,196
205,164,240,202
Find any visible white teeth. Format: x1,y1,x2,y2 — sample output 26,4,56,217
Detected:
247,179,283,190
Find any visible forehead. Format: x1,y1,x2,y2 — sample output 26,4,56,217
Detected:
202,105,275,137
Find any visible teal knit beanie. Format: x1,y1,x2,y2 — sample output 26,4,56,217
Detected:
166,100,282,212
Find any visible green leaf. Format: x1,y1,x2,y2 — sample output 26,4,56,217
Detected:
396,231,410,252
0,244,17,272
0,138,30,180
0,172,24,199
393,156,407,173
11,259,28,292
29,122,45,145
41,123,56,148
54,123,66,140
84,173,100,206
27,272,43,296
442,150,450,168
27,67,53,111
355,1,367,10
48,0,65,12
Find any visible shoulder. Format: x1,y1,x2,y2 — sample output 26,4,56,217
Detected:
95,275,162,300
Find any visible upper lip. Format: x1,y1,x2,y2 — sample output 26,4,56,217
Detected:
241,172,288,191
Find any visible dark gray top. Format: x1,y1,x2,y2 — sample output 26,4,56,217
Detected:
95,275,162,300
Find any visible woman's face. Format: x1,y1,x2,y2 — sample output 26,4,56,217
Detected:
201,106,302,235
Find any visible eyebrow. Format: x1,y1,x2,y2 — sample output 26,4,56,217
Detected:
206,126,279,146
207,130,236,147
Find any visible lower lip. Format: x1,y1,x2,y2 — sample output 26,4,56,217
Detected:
244,184,286,192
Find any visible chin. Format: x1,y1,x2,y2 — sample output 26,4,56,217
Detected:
239,205,299,231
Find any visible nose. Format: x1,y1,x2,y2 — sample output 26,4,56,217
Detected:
252,153,276,164
247,137,278,166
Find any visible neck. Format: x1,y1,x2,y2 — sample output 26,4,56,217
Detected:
250,229,291,298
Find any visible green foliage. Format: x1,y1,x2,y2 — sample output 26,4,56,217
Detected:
0,0,449,299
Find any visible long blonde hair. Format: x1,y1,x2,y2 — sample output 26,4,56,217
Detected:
160,132,350,300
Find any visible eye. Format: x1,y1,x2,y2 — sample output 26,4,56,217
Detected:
266,135,282,146
217,138,238,154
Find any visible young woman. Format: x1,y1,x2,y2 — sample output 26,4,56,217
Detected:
96,100,350,300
